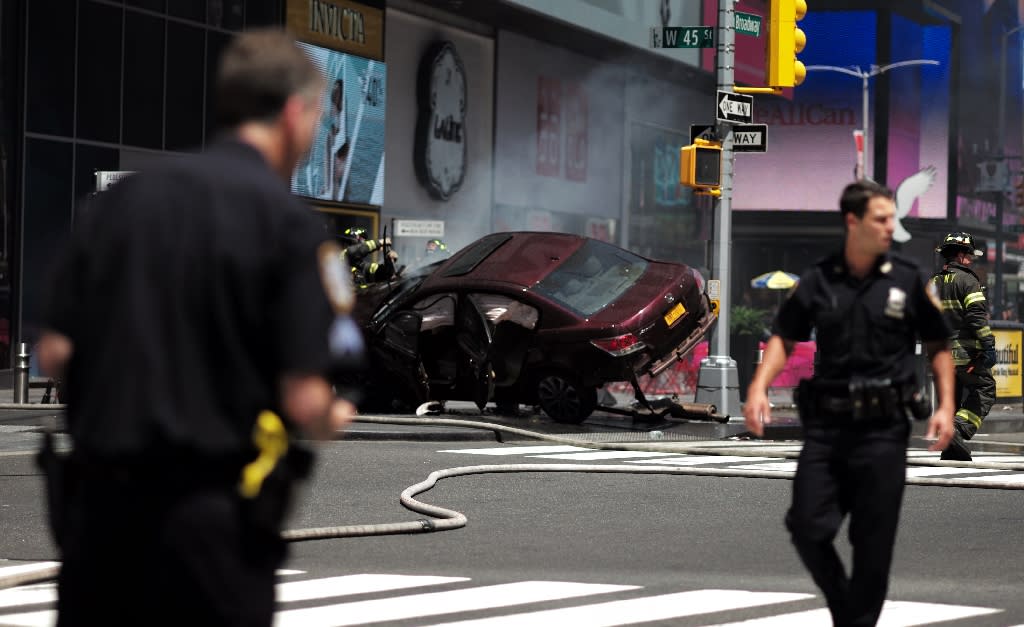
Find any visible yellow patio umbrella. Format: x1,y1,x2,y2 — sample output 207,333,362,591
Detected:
750,270,800,290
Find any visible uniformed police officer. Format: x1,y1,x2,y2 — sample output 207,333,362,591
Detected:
743,180,956,627
931,232,997,461
37,29,356,627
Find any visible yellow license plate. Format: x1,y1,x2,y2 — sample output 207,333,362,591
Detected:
663,302,686,327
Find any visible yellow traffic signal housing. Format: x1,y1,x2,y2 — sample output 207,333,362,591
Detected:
679,138,722,194
766,0,807,89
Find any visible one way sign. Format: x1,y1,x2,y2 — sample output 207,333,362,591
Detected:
716,90,753,124
732,124,768,153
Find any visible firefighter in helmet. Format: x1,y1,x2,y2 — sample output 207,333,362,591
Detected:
425,238,449,256
341,227,398,286
931,232,997,461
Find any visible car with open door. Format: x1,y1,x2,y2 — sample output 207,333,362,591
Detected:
347,231,716,423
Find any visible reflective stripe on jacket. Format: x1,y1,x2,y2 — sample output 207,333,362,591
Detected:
931,262,994,365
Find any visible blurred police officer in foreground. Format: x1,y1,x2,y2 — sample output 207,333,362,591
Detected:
37,29,356,627
931,232,997,461
743,180,955,627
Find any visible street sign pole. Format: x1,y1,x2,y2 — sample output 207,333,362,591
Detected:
695,0,742,420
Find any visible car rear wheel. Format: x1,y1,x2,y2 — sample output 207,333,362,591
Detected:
535,372,597,424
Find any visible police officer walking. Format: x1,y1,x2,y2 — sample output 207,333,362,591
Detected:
931,232,997,461
37,29,355,627
743,180,956,627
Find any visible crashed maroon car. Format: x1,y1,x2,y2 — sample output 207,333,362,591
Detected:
350,231,716,423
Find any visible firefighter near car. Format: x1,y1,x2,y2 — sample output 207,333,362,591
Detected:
342,227,400,286
931,231,997,462
425,238,449,256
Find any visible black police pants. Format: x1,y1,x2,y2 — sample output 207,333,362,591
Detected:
57,474,285,627
785,420,909,627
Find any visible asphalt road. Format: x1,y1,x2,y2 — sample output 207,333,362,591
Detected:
2,435,1023,626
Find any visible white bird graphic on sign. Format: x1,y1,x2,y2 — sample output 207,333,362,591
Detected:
893,165,937,243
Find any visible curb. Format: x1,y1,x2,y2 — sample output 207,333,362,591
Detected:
340,425,500,442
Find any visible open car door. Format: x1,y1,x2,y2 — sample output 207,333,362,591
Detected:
454,297,495,411
372,310,429,407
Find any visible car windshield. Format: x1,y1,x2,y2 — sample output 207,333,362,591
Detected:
531,239,648,317
369,261,441,326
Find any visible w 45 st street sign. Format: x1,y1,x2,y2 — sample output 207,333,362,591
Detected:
650,26,714,48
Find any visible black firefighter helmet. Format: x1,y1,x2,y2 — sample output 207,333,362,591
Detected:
936,232,983,257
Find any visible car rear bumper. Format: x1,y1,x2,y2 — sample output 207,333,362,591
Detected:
644,295,717,377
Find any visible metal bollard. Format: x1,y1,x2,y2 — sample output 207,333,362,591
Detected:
13,342,29,404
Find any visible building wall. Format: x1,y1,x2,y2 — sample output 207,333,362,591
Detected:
382,9,494,260
493,30,624,237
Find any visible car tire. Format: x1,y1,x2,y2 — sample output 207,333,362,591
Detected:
535,372,597,424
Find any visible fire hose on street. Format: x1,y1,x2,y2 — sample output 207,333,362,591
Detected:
4,414,1024,591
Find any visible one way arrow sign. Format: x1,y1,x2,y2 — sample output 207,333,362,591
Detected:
716,90,753,124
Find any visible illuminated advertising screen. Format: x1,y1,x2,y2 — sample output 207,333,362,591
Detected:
728,10,951,218
291,42,386,208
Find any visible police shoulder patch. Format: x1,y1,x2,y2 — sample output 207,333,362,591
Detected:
317,242,355,314
925,280,942,312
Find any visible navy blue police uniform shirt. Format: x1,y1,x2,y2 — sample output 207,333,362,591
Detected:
43,140,335,462
772,252,951,381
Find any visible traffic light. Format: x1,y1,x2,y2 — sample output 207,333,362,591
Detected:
1015,177,1024,208
766,0,807,89
679,138,722,195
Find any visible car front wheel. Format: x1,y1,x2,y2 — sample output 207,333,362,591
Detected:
535,372,597,424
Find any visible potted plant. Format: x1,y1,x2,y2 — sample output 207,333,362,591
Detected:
730,306,770,401
730,305,770,337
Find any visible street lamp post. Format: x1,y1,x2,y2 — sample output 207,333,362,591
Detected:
805,60,939,181
993,25,1023,318
998,25,1024,151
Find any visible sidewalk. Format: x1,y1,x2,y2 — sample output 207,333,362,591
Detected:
0,381,1021,451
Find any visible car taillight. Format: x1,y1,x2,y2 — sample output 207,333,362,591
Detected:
590,333,646,357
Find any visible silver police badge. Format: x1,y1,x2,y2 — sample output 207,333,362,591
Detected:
884,287,907,319
317,242,355,314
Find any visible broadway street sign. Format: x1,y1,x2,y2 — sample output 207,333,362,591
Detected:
735,12,762,37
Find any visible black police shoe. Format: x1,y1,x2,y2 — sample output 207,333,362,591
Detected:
940,432,973,462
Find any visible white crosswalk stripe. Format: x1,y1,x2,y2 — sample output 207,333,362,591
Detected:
0,566,1004,627
423,589,814,627
705,599,1001,626
438,445,587,456
438,444,1024,485
527,451,679,460
273,580,637,627
276,574,469,603
629,455,777,465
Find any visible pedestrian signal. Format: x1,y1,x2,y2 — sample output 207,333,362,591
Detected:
679,138,722,196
